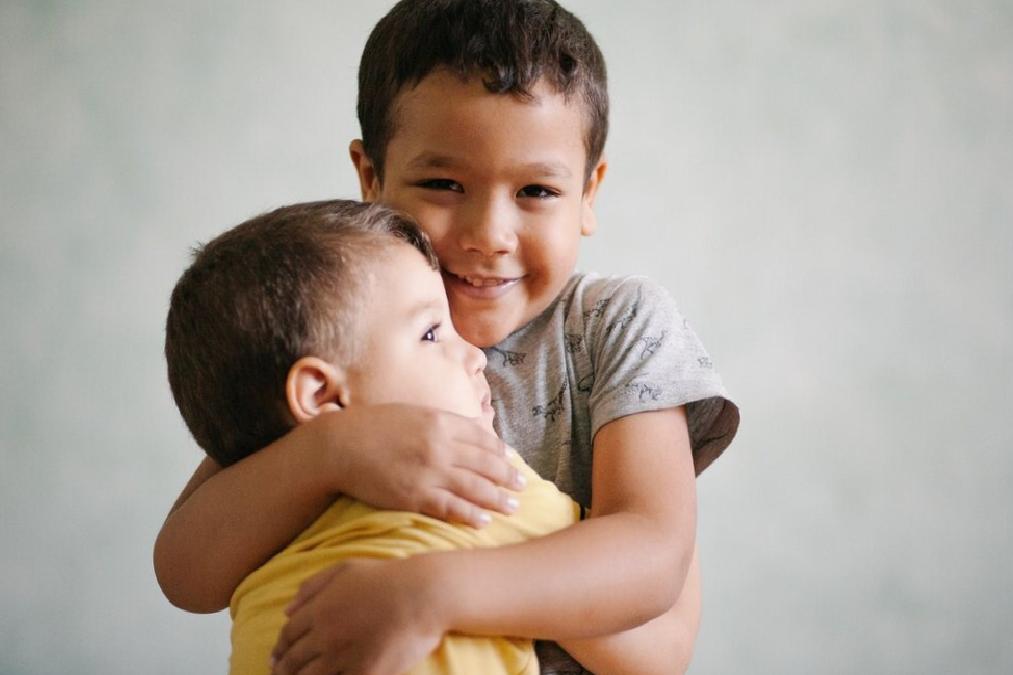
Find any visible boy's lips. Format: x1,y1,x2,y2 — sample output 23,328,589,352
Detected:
443,270,522,300
479,388,495,422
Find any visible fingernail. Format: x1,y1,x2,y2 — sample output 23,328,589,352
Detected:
477,511,492,527
514,472,526,490
505,496,519,513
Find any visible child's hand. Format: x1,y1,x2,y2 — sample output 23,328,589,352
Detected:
271,557,443,675
317,403,526,528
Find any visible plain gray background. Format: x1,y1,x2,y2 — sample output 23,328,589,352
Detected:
2,1,1011,673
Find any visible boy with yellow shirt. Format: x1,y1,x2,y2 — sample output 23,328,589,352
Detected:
157,2,739,673
164,200,580,674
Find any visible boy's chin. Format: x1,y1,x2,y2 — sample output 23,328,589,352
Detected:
446,406,495,432
479,408,496,433
446,300,517,348
453,319,516,349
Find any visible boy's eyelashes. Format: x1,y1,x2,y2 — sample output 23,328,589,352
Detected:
422,322,442,343
413,179,560,199
416,178,463,192
517,184,560,199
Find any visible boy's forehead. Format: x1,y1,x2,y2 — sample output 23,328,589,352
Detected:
394,69,586,124
367,243,443,301
387,71,589,172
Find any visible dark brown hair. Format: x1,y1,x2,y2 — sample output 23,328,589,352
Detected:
165,199,437,467
358,0,608,183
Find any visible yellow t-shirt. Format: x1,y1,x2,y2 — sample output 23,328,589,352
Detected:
229,455,580,675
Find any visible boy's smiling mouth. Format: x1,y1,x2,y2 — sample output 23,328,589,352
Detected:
458,274,517,288
443,269,523,299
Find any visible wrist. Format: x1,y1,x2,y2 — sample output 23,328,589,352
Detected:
304,411,348,496
409,552,457,633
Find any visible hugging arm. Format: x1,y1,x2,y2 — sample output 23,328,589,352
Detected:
154,418,344,613
559,546,702,675
153,405,520,613
438,407,697,637
273,406,698,674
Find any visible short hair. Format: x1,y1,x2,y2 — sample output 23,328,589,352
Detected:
165,199,438,467
358,0,608,183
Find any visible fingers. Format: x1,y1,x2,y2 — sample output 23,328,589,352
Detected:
417,489,484,528
410,415,529,525
286,565,343,616
270,630,320,675
456,444,527,492
446,416,509,459
442,418,526,494
339,407,531,526
444,469,522,521
445,441,527,522
292,656,330,675
272,610,311,667
416,461,525,526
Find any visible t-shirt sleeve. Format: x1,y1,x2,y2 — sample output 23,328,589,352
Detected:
584,276,740,474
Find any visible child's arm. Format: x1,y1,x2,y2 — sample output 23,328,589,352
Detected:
557,545,701,675
271,406,696,673
153,404,521,613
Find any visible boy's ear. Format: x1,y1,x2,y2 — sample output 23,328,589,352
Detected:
580,156,608,237
349,139,382,202
285,357,350,424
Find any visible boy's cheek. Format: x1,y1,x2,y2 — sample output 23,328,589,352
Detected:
381,197,445,244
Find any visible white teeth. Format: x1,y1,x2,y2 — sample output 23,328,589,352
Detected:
462,275,510,287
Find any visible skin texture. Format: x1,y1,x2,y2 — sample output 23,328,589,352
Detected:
314,243,496,427
270,74,700,674
272,408,697,675
275,245,524,674
156,73,702,674
352,70,604,349
154,406,519,612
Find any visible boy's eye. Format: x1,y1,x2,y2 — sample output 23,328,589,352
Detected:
517,184,560,199
417,179,464,193
422,324,441,343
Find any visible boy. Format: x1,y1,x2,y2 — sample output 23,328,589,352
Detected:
155,2,739,673
165,199,581,674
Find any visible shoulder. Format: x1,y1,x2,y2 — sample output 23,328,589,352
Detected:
563,273,681,338
568,271,669,301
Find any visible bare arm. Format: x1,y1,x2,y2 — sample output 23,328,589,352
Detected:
432,406,696,637
272,407,697,672
154,418,342,613
153,405,519,614
559,546,702,675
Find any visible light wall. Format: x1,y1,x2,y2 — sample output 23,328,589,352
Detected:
2,2,1011,673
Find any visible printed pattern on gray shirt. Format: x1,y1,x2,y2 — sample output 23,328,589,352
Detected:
483,273,739,675
485,272,739,509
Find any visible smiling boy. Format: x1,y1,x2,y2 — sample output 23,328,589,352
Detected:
356,69,598,350
165,200,581,674
155,2,738,673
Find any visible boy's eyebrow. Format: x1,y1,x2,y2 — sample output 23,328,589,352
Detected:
407,152,460,170
407,297,445,319
406,152,572,178
524,161,572,178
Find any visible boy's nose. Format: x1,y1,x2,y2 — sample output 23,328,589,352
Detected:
459,198,517,256
464,340,488,374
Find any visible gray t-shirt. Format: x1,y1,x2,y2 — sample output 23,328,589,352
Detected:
483,272,740,675
485,272,739,509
